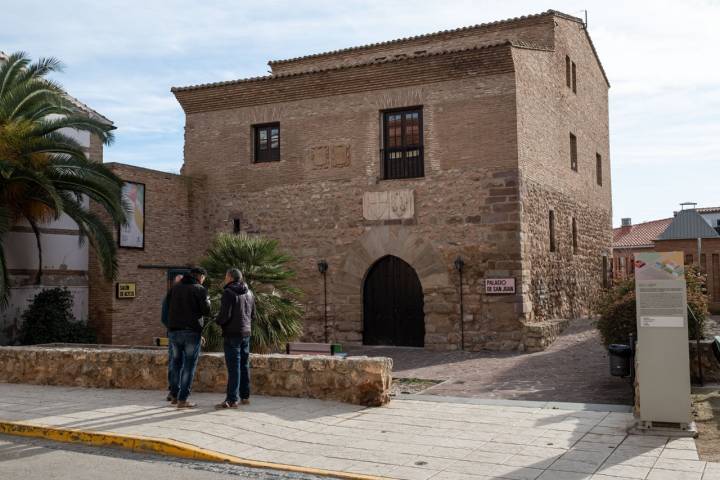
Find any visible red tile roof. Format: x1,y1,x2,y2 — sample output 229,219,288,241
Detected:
613,218,673,249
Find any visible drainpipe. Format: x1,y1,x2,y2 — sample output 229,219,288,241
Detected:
454,256,465,351
317,260,329,343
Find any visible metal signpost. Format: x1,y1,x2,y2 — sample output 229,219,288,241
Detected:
634,251,692,430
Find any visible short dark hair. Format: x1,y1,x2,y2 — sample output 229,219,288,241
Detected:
190,267,207,277
227,268,243,282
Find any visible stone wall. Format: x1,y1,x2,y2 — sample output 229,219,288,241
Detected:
177,66,529,351
514,15,612,325
0,346,392,407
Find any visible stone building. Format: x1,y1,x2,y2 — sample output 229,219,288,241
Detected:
89,10,612,351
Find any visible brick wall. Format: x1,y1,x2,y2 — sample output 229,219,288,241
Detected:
88,164,201,345
178,58,527,350
268,13,555,75
654,238,720,313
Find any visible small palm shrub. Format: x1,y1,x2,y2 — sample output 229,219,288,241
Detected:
201,233,303,353
19,288,96,344
594,265,708,346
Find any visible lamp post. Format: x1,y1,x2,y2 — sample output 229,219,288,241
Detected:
454,256,465,351
317,260,329,343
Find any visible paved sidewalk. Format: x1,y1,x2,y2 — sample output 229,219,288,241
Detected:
0,384,715,479
348,319,633,405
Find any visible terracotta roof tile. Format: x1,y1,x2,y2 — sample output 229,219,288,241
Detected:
613,218,673,249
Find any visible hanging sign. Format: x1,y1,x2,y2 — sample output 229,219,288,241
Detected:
485,278,515,294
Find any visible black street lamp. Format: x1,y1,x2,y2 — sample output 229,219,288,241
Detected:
454,256,465,350
317,260,329,342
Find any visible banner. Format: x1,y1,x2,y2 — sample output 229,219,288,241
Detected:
119,182,145,249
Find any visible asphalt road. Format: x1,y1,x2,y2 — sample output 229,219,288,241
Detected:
0,434,335,480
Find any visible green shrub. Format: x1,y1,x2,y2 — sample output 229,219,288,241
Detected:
201,233,303,353
19,288,96,345
594,265,709,346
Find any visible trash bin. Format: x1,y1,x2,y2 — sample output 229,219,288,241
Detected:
608,344,633,377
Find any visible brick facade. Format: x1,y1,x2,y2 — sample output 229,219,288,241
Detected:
91,10,612,350
88,164,201,344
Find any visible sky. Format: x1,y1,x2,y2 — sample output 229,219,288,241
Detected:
1,0,718,226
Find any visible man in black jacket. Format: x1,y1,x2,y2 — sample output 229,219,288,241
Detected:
167,267,211,408
215,268,255,408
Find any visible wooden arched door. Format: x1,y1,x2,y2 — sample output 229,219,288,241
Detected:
363,255,424,347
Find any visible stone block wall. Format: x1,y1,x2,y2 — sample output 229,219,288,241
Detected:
0,346,392,407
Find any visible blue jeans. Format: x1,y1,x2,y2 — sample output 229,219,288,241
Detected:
224,336,250,403
169,330,201,402
167,341,175,390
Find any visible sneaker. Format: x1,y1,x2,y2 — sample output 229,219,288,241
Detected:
240,399,250,405
170,397,178,405
166,393,173,402
215,401,238,409
177,400,196,409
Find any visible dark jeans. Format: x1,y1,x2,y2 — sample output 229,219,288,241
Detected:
224,336,250,403
167,341,174,390
169,330,201,402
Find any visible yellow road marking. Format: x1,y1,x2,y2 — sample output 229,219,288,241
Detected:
0,420,389,480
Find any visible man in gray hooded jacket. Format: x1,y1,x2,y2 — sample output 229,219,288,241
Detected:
215,268,255,408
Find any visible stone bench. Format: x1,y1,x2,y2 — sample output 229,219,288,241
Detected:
0,346,392,406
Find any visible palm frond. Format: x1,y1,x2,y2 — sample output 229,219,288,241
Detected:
60,193,118,281
201,233,304,352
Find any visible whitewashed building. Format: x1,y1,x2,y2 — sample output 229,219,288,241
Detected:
0,51,112,344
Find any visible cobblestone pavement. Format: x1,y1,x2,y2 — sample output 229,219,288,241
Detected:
0,434,335,480
348,318,634,405
0,384,717,480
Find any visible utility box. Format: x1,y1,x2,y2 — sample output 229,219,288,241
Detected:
634,252,691,427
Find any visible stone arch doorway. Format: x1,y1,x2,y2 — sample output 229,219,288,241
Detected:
363,255,425,347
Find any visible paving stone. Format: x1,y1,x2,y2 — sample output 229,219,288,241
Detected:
652,459,706,473
647,468,702,480
595,463,651,479
0,384,717,480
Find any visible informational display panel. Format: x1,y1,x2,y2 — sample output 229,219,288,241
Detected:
635,251,691,424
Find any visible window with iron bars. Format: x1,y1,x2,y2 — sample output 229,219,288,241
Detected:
382,108,424,180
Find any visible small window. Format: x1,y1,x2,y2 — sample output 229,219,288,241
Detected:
570,133,578,171
549,210,556,252
253,123,280,163
233,218,241,234
571,61,577,93
596,153,602,186
602,256,609,288
572,217,578,254
565,55,571,88
382,107,424,180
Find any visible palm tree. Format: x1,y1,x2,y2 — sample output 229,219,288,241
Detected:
0,52,127,306
201,233,304,353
